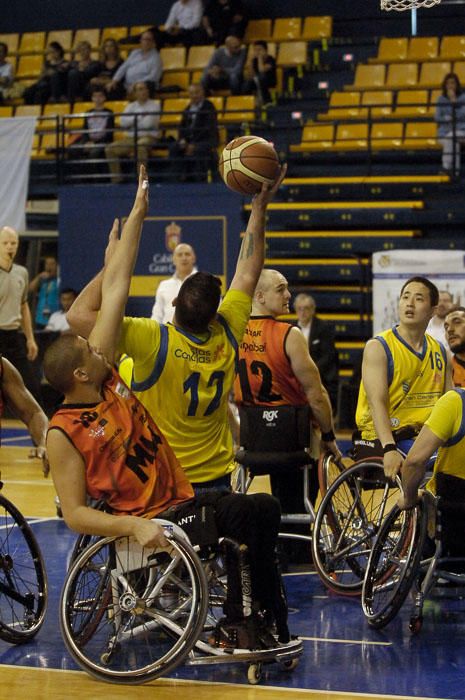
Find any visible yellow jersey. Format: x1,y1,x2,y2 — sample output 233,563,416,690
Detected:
119,289,252,483
425,389,465,492
356,326,447,440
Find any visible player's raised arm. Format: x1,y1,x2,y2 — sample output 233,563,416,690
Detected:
88,166,149,364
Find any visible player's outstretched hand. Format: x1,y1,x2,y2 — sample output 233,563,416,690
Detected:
252,163,288,209
104,218,120,266
135,164,149,213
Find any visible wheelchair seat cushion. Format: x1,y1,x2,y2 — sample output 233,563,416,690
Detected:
238,404,311,452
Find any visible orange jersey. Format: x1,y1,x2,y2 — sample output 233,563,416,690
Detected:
451,355,465,388
234,316,307,406
48,370,193,518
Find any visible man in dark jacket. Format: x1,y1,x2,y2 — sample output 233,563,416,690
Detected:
293,293,339,413
168,83,218,181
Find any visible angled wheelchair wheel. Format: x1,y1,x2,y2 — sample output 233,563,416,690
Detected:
362,502,427,629
312,460,401,595
0,493,48,643
60,531,209,684
317,452,345,497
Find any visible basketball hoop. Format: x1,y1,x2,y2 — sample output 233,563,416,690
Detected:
381,0,441,10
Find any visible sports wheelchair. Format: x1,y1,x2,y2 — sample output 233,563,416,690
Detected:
60,520,303,685
0,478,47,643
362,487,465,633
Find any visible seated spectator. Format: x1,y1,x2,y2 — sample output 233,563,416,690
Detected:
105,30,162,99
66,40,102,105
435,72,465,176
68,87,114,159
105,81,161,183
23,42,69,105
45,288,78,333
202,0,248,46
242,40,276,106
29,256,60,330
154,0,204,48
0,42,14,103
201,35,246,95
88,38,124,99
293,293,339,413
168,83,218,181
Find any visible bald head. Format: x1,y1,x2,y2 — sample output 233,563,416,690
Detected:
0,226,19,268
252,269,291,317
172,243,196,280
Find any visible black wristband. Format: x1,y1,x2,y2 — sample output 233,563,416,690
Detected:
321,429,336,442
383,443,397,455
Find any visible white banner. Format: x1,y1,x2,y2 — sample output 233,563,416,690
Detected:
372,249,465,334
0,117,37,233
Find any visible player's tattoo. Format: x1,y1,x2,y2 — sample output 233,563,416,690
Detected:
240,232,254,260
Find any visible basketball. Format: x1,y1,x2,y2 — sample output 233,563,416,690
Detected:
219,136,280,195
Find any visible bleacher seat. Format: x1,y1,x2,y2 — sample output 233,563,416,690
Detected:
386,63,418,88
244,19,272,43
160,47,187,72
18,32,46,54
418,61,451,87
73,29,101,50
352,64,386,89
407,37,439,61
301,16,332,40
0,33,19,54
453,61,465,85
393,89,429,117
160,70,190,92
440,36,465,61
370,122,403,149
160,98,189,127
272,18,302,42
276,41,307,68
319,91,365,120
290,124,334,152
403,121,438,148
186,45,215,72
334,123,369,150
47,30,72,51
0,106,14,117
371,37,408,64
221,95,256,123
361,90,393,117
15,104,42,117
15,54,43,80
101,27,128,43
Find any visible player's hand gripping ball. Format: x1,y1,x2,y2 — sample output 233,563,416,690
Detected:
219,135,280,194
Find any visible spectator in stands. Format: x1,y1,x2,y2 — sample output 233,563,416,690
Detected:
241,40,277,106
154,0,204,48
66,40,102,105
151,243,197,323
23,41,69,105
426,289,454,346
68,87,114,159
293,292,339,413
88,38,124,99
0,226,41,401
435,72,465,176
202,0,248,46
0,42,14,103
444,306,465,387
105,81,161,183
105,30,162,98
45,288,78,333
201,35,246,95
29,256,60,330
168,83,218,181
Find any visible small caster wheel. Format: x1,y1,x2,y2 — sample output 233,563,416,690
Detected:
247,662,262,685
409,616,423,634
100,651,112,665
282,658,299,671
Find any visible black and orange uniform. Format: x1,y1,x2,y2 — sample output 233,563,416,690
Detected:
234,316,307,406
0,356,4,424
451,355,465,388
48,369,194,517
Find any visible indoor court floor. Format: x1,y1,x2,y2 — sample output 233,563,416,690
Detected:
1,421,465,700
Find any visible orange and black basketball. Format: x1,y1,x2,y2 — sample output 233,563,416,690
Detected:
219,136,280,195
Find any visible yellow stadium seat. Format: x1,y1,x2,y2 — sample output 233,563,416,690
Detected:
386,62,418,88
407,37,439,61
272,18,302,42
319,91,366,120
418,61,451,88
244,19,272,43
209,96,224,113
47,30,72,51
18,32,46,54
161,70,190,92
160,98,189,127
15,54,43,80
67,101,93,129
128,25,152,37
15,104,42,117
373,37,408,63
186,45,215,71
393,89,429,117
290,123,334,152
371,122,403,149
352,64,386,89
334,123,369,150
0,106,13,117
453,61,465,85
43,103,72,117
440,36,465,61
160,47,187,71
101,27,128,43
38,131,60,157
403,121,439,148
276,41,307,68
361,90,393,117
301,16,332,40
73,29,101,50
221,95,256,123
30,133,40,158
0,33,19,54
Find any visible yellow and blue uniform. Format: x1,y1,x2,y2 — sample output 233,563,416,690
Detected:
356,326,447,441
424,388,465,492
118,289,251,483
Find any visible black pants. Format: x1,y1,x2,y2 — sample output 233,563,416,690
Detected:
0,329,42,404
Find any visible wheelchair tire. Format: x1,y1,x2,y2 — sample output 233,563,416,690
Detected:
60,531,209,684
317,451,345,497
312,460,401,595
0,493,48,643
362,502,427,629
